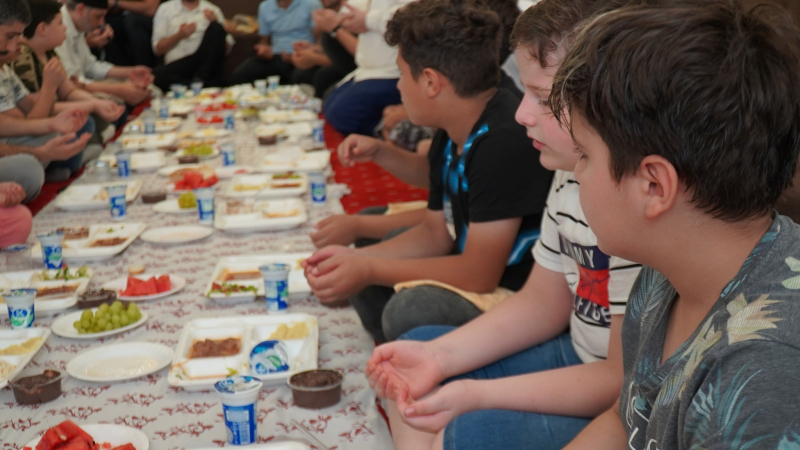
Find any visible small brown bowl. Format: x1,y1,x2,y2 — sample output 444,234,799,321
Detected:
178,155,199,164
141,191,167,204
76,289,117,309
287,369,344,409
10,368,65,405
258,135,278,146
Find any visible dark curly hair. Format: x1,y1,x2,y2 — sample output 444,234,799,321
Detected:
0,0,32,26
385,0,502,97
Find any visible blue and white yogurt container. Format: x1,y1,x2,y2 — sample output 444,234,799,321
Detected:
259,263,290,313
221,142,236,166
194,188,215,225
37,230,64,269
249,340,290,375
308,171,326,205
4,288,36,329
214,375,262,446
105,185,127,220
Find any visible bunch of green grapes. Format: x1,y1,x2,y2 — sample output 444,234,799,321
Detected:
72,301,142,334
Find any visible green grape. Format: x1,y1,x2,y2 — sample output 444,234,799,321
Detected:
119,315,130,326
104,323,113,331
97,318,107,328
104,312,112,321
110,301,123,313
80,310,93,321
91,314,99,325
93,325,103,333
78,329,88,334
110,315,120,325
73,321,82,330
80,318,91,329
98,303,109,313
128,303,140,313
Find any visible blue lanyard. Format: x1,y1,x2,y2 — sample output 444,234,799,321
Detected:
442,123,489,196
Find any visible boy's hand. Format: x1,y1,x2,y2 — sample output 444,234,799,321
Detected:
116,81,151,105
302,245,353,273
0,182,26,207
50,109,88,134
399,381,481,433
340,3,368,34
312,9,340,33
305,252,371,303
255,43,273,59
34,132,91,161
128,66,154,88
42,58,67,90
337,134,381,167
366,340,445,401
310,215,361,248
94,99,125,122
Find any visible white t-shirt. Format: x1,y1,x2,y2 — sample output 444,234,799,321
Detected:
532,171,642,363
0,65,30,114
152,0,235,65
55,6,113,81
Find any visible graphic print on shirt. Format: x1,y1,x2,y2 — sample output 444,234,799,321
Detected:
559,234,611,327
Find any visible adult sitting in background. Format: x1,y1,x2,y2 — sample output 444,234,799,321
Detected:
56,0,153,106
230,0,322,86
151,0,234,91
321,0,413,136
0,182,32,249
309,0,359,97
103,0,162,68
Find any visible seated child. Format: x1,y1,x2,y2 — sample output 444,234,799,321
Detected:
546,1,800,448
365,1,638,449
304,0,553,343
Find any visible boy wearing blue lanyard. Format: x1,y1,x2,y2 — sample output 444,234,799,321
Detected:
303,0,552,343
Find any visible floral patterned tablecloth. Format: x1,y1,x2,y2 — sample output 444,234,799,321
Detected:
0,118,392,450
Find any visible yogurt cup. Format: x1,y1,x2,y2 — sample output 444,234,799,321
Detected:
311,119,325,149
172,84,187,99
38,230,64,269
221,141,237,166
254,79,267,96
249,340,290,375
194,188,215,225
308,171,326,206
191,81,204,96
116,151,131,178
105,185,128,220
4,288,36,329
214,375,262,446
267,76,280,91
259,263,290,313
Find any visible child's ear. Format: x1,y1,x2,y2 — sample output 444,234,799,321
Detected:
37,21,48,37
637,155,679,220
420,68,442,99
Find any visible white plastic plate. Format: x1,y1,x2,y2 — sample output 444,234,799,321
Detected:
54,180,142,211
119,133,177,150
224,173,308,199
130,151,166,172
214,198,307,233
175,147,220,160
205,252,311,300
51,309,148,339
0,328,51,389
66,342,173,382
152,199,197,214
30,223,146,263
259,150,330,173
140,226,212,244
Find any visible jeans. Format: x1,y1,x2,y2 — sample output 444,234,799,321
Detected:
401,326,591,450
314,33,356,98
323,78,401,136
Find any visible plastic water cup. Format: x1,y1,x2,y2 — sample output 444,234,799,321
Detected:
254,79,267,95
4,288,36,329
267,76,280,91
191,81,204,96
308,171,326,205
105,185,127,220
311,119,325,149
116,151,131,178
214,376,262,446
37,231,64,269
223,110,235,130
159,97,170,119
259,263,290,313
195,188,215,225
221,142,236,166
172,84,187,99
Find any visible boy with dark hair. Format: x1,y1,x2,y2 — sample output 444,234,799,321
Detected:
304,0,552,343
547,1,800,448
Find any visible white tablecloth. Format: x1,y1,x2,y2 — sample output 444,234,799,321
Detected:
0,118,392,449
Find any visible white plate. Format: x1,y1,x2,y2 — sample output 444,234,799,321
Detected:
215,165,254,178
175,147,220,160
26,424,149,449
168,314,318,391
140,225,212,244
152,198,197,214
259,150,330,173
256,122,313,140
193,128,231,139
215,198,307,233
224,173,308,199
0,328,51,389
51,309,148,339
54,181,142,211
119,133,177,150
130,151,166,172
158,164,198,177
0,268,93,317
194,443,309,450
123,118,182,133
259,109,318,124
205,252,311,300
30,223,146,262
67,342,173,382
102,274,186,301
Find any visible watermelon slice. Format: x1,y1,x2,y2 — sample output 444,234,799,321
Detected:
155,275,171,293
36,421,94,450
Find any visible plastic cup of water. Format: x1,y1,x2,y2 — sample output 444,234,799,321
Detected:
191,81,203,96
37,231,64,269
267,76,280,91
195,188,215,225
105,185,127,220
254,79,267,95
3,288,36,329
308,171,326,206
214,376,262,446
172,84,187,99
259,263,290,313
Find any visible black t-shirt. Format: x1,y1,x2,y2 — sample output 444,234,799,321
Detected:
427,88,553,291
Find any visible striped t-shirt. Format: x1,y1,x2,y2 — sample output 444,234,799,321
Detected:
532,170,642,363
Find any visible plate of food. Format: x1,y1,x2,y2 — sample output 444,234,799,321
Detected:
215,198,307,233
167,168,219,192
0,266,93,317
139,225,212,244
205,252,311,301
0,328,51,389
102,274,186,301
152,195,197,214
192,128,231,139
130,151,166,172
119,133,177,151
26,421,149,450
123,118,182,133
51,301,148,339
167,314,318,391
54,180,142,211
29,223,146,262
66,342,173,383
259,150,330,173
175,143,219,160
224,173,308,199
259,108,318,124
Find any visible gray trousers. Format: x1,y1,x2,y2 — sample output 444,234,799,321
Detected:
0,153,45,202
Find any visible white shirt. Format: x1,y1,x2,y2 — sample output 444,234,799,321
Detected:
55,5,114,81
152,0,235,65
350,0,414,82
532,171,642,363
